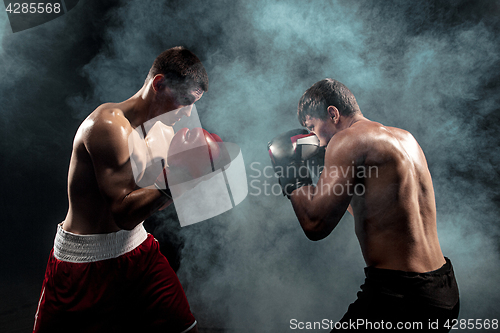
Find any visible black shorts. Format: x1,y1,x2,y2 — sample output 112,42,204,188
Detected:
332,257,459,332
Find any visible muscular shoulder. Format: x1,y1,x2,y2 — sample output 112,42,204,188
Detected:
326,120,421,165
326,121,375,163
79,105,133,159
356,122,425,167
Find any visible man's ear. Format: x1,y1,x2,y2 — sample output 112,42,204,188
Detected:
152,74,166,93
327,106,340,124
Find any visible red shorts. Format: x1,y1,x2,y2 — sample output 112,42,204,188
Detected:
33,223,196,333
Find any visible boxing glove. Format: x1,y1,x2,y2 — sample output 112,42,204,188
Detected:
268,129,322,198
155,127,230,197
154,158,172,198
209,132,231,171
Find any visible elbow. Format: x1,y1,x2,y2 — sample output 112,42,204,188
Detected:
304,229,328,241
109,192,148,230
111,204,137,231
115,222,135,231
301,219,329,241
112,213,135,230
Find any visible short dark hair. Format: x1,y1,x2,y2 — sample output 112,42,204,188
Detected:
147,46,209,92
298,78,360,126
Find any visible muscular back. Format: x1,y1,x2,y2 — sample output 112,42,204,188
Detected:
349,121,445,272
291,118,445,273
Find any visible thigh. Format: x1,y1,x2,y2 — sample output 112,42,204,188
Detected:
331,291,408,331
136,237,196,331
34,252,126,333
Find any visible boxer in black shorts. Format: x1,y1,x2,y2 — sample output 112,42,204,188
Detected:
337,258,459,331
268,79,459,331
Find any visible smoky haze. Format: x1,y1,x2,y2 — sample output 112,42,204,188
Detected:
1,0,499,331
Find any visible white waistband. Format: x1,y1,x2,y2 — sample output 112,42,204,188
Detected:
53,223,148,263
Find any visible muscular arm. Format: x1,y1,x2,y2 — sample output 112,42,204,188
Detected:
85,111,171,230
290,132,357,240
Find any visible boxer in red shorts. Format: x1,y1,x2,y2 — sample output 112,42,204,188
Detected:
33,46,208,333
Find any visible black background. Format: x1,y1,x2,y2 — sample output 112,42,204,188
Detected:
1,0,499,331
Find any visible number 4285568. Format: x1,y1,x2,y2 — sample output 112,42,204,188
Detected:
5,3,61,14
445,318,498,330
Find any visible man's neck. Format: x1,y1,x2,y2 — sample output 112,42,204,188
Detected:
342,113,367,130
120,84,153,129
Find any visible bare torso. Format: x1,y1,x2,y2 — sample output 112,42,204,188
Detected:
63,102,173,234
63,104,132,234
349,121,445,272
292,117,445,273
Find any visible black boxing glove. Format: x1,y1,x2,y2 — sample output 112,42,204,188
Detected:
268,129,322,198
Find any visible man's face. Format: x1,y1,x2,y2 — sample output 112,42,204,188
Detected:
155,83,204,126
171,85,204,110
304,115,334,146
167,86,204,125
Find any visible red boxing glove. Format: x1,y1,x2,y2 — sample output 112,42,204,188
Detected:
167,128,224,184
210,133,223,142
154,128,231,198
154,158,172,198
209,132,231,170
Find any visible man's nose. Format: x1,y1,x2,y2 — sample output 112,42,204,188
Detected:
180,105,192,117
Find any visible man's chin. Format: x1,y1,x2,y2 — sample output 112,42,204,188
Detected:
164,117,182,126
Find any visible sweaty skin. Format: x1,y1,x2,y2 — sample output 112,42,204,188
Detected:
63,76,203,235
64,104,170,234
292,115,445,273
54,65,203,333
